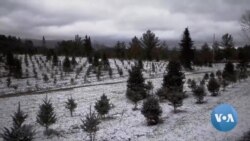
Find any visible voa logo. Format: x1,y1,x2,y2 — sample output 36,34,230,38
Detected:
211,104,238,132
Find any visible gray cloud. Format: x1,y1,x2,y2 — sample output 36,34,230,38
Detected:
0,0,249,44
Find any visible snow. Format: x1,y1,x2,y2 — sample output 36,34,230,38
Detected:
0,57,249,141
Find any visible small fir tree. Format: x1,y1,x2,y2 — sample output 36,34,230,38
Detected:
141,96,162,125
168,91,185,113
222,61,237,83
193,85,206,104
36,96,57,133
94,94,111,118
207,77,220,96
63,56,72,72
65,97,77,117
1,103,35,141
7,77,11,87
81,106,100,141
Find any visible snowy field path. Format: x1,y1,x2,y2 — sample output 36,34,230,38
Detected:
0,74,249,141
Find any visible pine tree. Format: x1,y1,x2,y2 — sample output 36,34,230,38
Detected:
128,36,142,59
163,61,185,93
179,28,194,69
162,61,185,112
71,56,77,66
12,103,28,128
203,73,209,81
138,59,143,69
36,96,57,133
63,56,71,72
1,103,35,141
95,94,111,118
140,30,160,60
108,67,113,78
52,54,58,66
126,65,147,110
207,77,220,96
65,97,77,117
193,85,206,104
81,106,100,141
84,35,93,61
102,53,110,69
43,74,49,83
210,72,215,78
168,92,185,113
145,81,154,95
141,96,162,125
216,70,222,80
222,62,237,83
93,53,99,67
188,79,197,91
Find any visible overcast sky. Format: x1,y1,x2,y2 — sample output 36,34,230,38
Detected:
0,0,249,43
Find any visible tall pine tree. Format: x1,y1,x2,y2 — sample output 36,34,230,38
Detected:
126,64,147,110
179,28,194,69
162,61,185,112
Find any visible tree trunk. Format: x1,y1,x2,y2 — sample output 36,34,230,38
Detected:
70,110,73,117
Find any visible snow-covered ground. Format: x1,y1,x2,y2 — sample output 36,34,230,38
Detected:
0,61,249,141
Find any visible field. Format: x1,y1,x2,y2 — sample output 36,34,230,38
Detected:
0,55,249,141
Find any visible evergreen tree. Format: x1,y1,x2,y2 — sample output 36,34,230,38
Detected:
221,33,235,60
128,36,142,59
52,54,58,66
203,73,209,81
207,77,220,96
179,28,194,69
43,74,49,83
141,96,162,125
162,61,185,112
42,36,46,48
6,52,15,67
193,85,206,104
168,92,185,113
222,61,237,83
188,79,197,91
1,103,35,141
36,96,57,133
71,56,77,66
101,53,109,69
94,94,111,118
7,77,11,87
81,106,100,141
145,81,153,95
63,56,72,72
216,70,222,80
210,72,215,78
163,61,185,93
65,97,77,117
93,53,99,67
126,65,147,110
138,59,143,70
84,35,93,60
140,30,160,60
12,103,28,128
114,41,126,59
